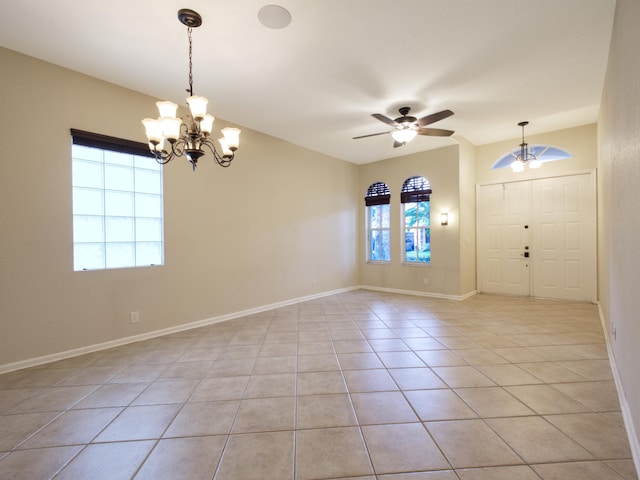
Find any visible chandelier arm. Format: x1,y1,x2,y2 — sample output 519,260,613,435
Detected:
201,139,234,167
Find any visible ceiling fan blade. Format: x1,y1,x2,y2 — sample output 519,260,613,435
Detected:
372,113,397,127
417,127,455,137
352,131,390,140
393,140,405,148
417,109,454,127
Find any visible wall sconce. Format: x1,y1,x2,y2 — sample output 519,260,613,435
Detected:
440,213,449,226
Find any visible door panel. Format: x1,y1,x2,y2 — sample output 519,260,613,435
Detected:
478,182,530,296
531,174,596,302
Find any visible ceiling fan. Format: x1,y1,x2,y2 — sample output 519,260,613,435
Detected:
353,106,455,148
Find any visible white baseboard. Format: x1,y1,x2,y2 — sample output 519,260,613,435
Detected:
358,284,477,301
0,286,357,375
597,302,640,474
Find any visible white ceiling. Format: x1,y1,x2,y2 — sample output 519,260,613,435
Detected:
0,0,616,164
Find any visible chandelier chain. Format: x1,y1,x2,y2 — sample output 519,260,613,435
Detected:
187,26,194,96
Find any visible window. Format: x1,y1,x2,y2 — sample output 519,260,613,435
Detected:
401,176,431,264
71,129,164,271
365,182,391,262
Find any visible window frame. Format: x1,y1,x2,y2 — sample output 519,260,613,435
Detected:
365,182,391,264
401,176,432,266
71,129,164,271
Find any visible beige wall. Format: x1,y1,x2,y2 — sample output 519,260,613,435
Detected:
358,145,469,298
598,0,640,449
0,47,359,367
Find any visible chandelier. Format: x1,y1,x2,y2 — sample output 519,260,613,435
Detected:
511,121,541,172
142,9,241,170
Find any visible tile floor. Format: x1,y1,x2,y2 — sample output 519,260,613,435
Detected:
0,290,638,480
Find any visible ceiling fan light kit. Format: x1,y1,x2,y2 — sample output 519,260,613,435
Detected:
353,106,455,148
142,8,241,171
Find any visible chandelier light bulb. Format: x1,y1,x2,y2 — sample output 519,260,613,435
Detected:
186,95,208,121
156,101,178,119
221,127,241,150
200,114,215,135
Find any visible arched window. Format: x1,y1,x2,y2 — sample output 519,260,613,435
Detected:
401,176,431,264
365,182,391,262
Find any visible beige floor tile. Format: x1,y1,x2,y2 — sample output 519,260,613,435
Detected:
559,359,614,381
333,340,373,353
164,400,240,437
0,445,81,480
297,354,340,372
72,382,148,409
486,416,594,463
159,361,215,379
207,358,255,377
297,371,347,395
0,411,59,450
388,367,447,390
492,347,546,363
476,364,545,386
552,381,621,412
9,385,99,413
505,384,591,414
135,436,226,480
0,388,44,415
351,391,418,424
343,369,398,392
18,407,121,449
416,350,468,367
337,353,384,370
377,472,458,480
232,396,295,433
259,343,298,357
94,404,180,442
363,423,450,474
432,366,495,388
402,337,447,350
544,413,633,459
405,389,478,421
108,364,168,384
454,349,509,365
54,440,155,480
532,460,632,480
295,427,373,480
378,351,427,368
243,373,296,398
253,356,297,374
132,379,199,405
454,387,535,418
368,338,411,352
297,342,336,355
426,419,522,468
55,366,125,386
361,328,399,339
517,362,590,383
189,376,249,402
218,345,261,360
296,393,357,429
215,431,293,480
604,459,639,480
456,465,541,479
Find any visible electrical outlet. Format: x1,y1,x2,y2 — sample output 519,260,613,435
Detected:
130,311,140,324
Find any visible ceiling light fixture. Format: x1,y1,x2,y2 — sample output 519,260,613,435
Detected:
142,9,241,170
511,121,540,172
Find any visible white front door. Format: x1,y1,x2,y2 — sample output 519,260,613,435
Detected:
477,173,596,302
